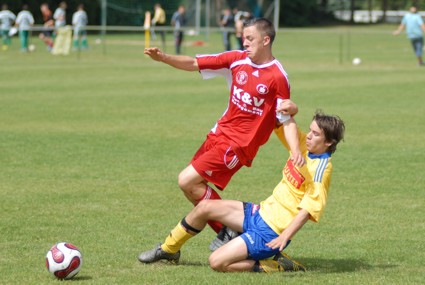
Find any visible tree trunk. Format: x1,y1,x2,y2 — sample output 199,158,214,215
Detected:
350,0,355,24
382,0,388,23
368,0,372,23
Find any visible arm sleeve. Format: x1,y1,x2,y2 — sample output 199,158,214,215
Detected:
196,51,242,88
298,164,332,222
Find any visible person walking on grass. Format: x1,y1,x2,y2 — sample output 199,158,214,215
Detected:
0,4,16,51
72,4,88,51
171,5,186,54
393,6,425,66
151,3,166,50
15,4,34,52
39,3,54,51
53,1,67,29
138,110,345,273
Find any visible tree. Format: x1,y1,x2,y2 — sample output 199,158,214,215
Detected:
350,0,355,24
280,0,335,27
381,0,388,23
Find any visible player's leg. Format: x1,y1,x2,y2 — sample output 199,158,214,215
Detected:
1,30,8,50
81,30,88,49
411,38,423,65
209,238,306,273
175,31,183,54
19,30,25,51
186,200,244,232
73,27,79,50
178,165,232,233
138,200,244,263
161,200,244,254
416,38,424,65
181,138,242,201
6,31,11,47
209,237,253,272
160,30,166,50
174,31,179,54
178,164,208,203
179,140,243,233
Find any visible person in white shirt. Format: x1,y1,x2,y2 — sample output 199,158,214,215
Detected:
0,4,16,50
72,4,88,50
15,4,34,52
53,2,67,28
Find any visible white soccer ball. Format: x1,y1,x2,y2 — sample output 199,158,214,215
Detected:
28,44,36,52
45,242,83,280
352,57,361,65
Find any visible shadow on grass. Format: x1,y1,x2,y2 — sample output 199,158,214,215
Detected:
178,261,206,267
300,257,396,273
139,257,396,274
69,275,93,281
138,260,206,267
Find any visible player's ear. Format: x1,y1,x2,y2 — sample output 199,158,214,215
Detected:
324,140,333,151
263,36,270,46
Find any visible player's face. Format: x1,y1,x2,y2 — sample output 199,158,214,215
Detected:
243,25,268,62
306,120,331,154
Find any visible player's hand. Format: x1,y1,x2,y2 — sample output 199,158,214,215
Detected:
144,47,165,62
291,151,305,168
277,100,298,116
266,235,289,252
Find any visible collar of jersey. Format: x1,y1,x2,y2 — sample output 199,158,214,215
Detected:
308,152,331,159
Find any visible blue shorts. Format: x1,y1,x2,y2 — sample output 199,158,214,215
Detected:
240,202,291,260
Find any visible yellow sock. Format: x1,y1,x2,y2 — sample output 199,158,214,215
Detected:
259,260,284,273
161,222,194,254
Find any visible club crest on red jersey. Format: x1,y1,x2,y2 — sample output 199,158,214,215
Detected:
236,71,248,85
256,84,269,95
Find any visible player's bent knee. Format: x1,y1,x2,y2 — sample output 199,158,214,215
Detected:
177,172,189,191
208,255,226,272
194,200,213,215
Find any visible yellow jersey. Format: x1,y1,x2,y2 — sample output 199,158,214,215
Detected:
259,125,332,235
153,8,166,25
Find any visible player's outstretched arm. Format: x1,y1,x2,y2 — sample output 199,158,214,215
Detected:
144,47,199,71
393,24,405,35
282,118,305,167
266,209,310,251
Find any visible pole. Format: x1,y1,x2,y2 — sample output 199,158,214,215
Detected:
195,0,201,35
346,30,351,61
144,11,151,49
339,33,343,64
274,0,280,29
101,0,107,55
205,0,210,41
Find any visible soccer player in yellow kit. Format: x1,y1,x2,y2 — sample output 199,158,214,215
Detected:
138,109,345,273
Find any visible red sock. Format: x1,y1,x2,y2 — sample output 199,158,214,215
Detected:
195,186,223,233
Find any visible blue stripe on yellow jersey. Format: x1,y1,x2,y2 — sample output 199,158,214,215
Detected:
314,158,328,182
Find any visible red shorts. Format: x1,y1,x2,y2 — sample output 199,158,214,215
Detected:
191,132,243,190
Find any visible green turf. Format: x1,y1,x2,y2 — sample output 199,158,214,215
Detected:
1,25,424,284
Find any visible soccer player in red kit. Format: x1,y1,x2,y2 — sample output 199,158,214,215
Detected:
144,18,304,246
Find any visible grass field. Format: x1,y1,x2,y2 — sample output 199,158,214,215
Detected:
1,25,424,284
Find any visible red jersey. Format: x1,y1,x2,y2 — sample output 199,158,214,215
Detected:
196,50,290,166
